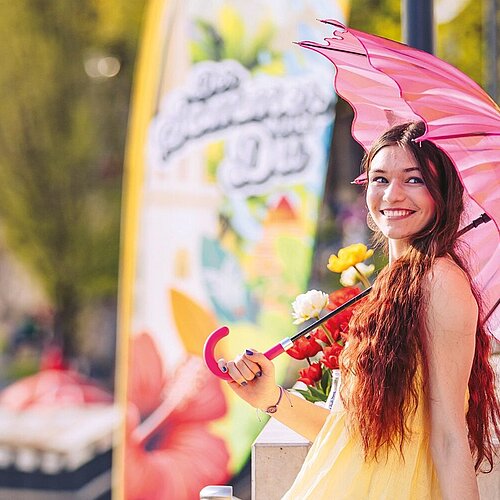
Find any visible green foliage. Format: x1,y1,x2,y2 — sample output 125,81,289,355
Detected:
0,0,146,356
294,368,332,403
349,0,402,42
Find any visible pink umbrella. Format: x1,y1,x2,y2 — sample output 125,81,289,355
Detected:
0,345,112,409
298,20,499,335
0,369,112,409
203,20,500,379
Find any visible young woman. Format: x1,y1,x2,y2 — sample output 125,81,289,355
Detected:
218,122,500,499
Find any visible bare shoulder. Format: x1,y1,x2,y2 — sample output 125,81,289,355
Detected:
425,257,478,339
427,257,475,299
428,256,469,284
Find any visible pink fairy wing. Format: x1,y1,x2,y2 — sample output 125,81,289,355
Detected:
299,20,500,334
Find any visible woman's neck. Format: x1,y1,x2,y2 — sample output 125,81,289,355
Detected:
388,238,409,264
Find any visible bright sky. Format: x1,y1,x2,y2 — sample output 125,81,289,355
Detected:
435,0,471,24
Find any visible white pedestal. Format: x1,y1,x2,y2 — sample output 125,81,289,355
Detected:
252,418,311,500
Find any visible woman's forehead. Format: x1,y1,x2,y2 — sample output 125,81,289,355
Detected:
369,145,420,173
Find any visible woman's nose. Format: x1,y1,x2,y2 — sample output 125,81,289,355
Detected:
382,181,406,203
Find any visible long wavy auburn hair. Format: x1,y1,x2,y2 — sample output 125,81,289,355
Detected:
340,122,500,471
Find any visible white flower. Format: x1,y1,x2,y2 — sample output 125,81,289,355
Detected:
291,290,329,324
340,263,375,287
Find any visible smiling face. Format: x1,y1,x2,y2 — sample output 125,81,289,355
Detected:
366,145,436,259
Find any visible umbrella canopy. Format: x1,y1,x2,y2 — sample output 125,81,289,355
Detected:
0,369,112,409
299,20,500,336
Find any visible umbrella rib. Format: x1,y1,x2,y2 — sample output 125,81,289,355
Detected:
298,41,366,58
420,132,500,141
483,298,500,326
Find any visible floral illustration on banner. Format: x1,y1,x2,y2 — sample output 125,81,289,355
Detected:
190,5,284,75
289,244,375,403
125,333,230,500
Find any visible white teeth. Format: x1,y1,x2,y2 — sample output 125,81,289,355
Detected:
382,210,413,217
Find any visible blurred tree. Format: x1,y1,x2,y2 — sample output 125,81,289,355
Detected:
0,0,145,359
348,0,486,89
349,0,402,42
437,1,484,89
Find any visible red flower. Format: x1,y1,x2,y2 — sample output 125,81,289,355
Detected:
125,332,230,500
298,362,322,386
315,322,341,344
321,343,343,370
286,334,323,360
327,286,361,309
323,286,363,338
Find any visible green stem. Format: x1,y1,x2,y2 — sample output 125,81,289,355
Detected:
320,324,335,346
353,264,371,289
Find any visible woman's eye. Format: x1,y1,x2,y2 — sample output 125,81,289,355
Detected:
370,176,388,183
407,177,424,184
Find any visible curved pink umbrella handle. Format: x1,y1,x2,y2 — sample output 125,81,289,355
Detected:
203,326,232,381
203,326,293,380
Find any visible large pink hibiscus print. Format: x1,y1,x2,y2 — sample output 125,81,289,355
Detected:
125,332,230,500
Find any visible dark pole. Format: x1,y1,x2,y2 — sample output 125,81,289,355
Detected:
483,0,498,102
402,0,435,54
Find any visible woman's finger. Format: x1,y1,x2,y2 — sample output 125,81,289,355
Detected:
241,358,263,378
226,360,248,386
217,358,228,374
241,349,263,376
243,349,275,377
234,355,258,380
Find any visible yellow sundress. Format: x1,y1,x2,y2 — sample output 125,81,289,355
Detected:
283,373,468,500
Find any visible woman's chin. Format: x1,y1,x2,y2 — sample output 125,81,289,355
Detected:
379,224,419,240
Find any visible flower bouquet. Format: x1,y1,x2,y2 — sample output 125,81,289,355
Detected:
288,244,374,405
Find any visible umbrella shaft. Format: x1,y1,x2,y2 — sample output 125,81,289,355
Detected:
290,287,372,342
291,213,494,343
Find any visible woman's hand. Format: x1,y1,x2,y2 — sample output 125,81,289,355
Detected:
218,349,280,411
219,349,330,442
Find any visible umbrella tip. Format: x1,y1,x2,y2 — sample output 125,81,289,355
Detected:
317,19,346,29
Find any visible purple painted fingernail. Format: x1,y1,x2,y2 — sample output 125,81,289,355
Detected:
245,349,254,356
256,371,262,377
221,366,227,373
241,381,248,386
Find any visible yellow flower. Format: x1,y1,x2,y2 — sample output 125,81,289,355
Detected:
219,5,245,58
327,244,374,273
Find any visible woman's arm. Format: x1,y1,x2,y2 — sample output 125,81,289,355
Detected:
219,350,330,442
425,258,479,500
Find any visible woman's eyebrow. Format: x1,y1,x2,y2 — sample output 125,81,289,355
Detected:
370,167,421,173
